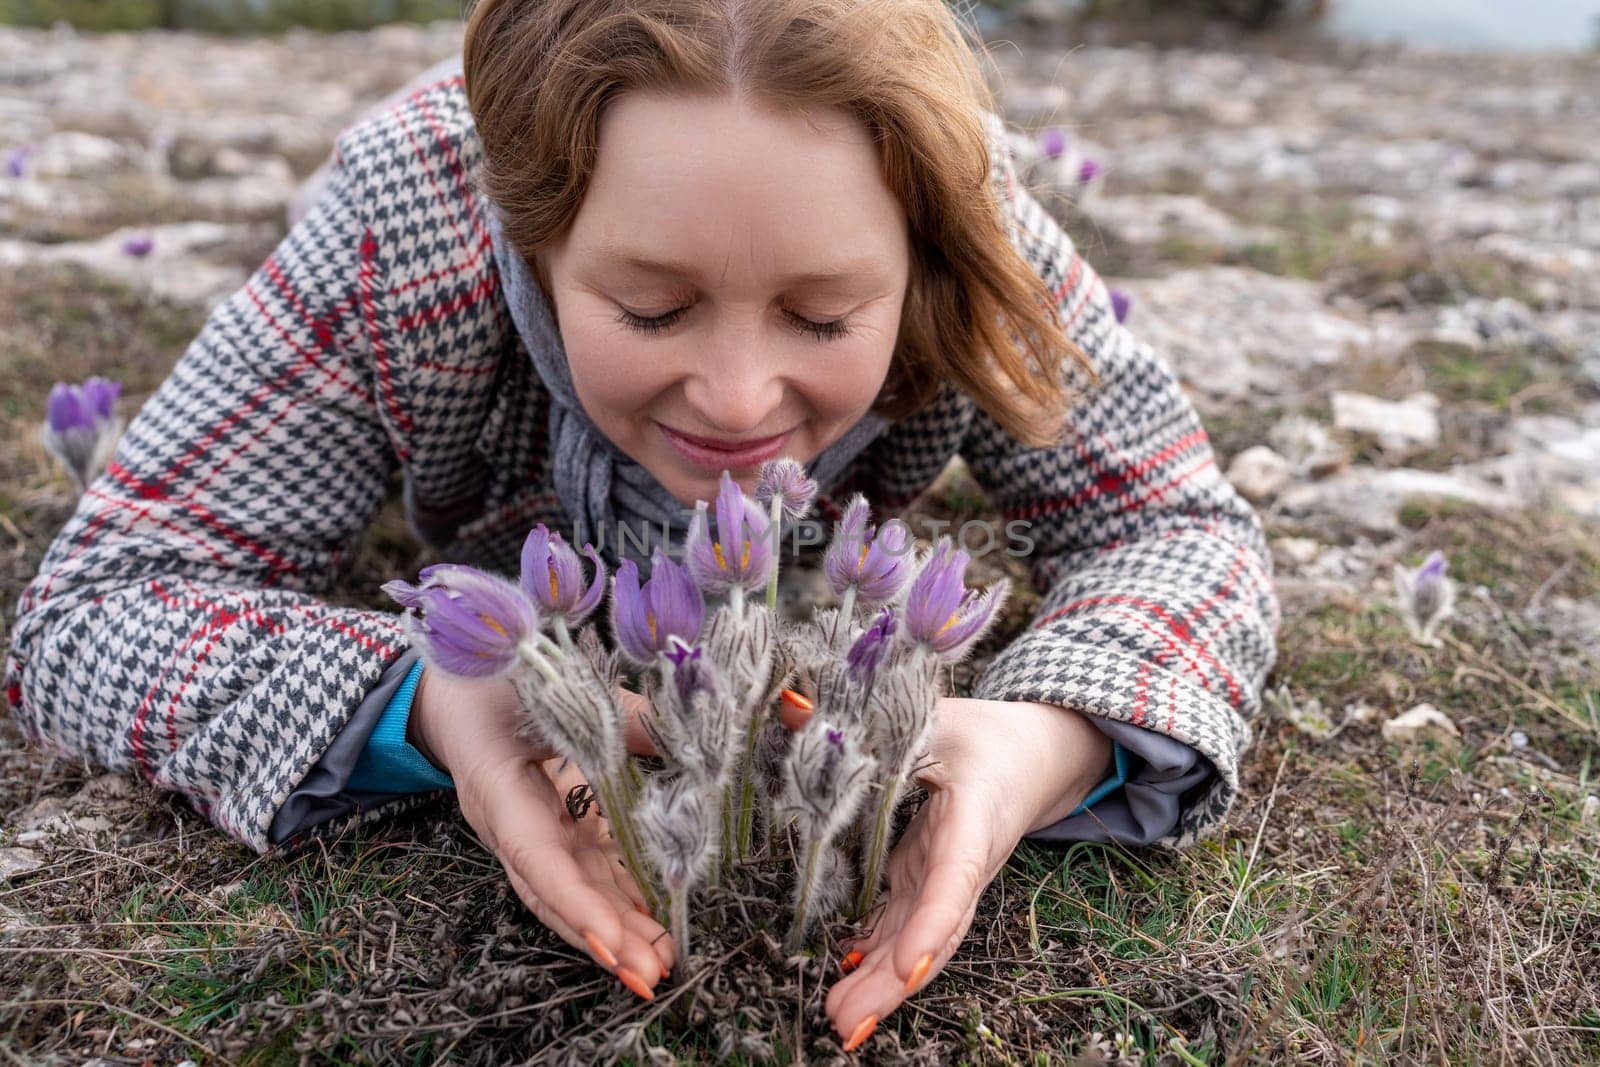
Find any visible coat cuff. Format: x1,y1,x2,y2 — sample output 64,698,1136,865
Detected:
974,636,1241,846
1024,717,1213,845
266,646,438,846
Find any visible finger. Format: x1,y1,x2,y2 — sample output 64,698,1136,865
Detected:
886,799,992,989
826,800,990,1044
616,687,661,757
486,762,663,998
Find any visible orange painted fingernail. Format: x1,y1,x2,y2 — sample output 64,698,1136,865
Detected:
778,689,815,731
843,1014,878,1053
839,949,865,974
903,953,932,994
583,930,618,970
617,966,655,1001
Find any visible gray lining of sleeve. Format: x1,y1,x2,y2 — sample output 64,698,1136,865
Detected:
266,646,424,846
1021,717,1214,846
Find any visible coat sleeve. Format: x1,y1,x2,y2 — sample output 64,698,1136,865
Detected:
963,115,1280,848
2,128,445,856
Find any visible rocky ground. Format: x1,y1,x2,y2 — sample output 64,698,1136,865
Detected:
1,15,1597,1067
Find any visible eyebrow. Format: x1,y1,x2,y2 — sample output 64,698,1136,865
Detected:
595,241,888,287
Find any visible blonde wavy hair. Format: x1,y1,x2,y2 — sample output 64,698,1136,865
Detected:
463,0,1089,448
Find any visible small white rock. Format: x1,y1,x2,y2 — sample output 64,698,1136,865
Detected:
1332,391,1442,452
1581,795,1599,825
0,848,44,882
1226,445,1292,502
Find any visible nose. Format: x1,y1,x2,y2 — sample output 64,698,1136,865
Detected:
680,316,786,437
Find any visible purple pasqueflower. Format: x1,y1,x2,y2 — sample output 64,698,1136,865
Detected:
6,144,32,179
610,549,706,664
41,376,123,489
519,524,605,628
845,608,897,683
121,233,155,259
686,471,774,595
822,494,911,608
382,563,540,678
1109,287,1132,324
1077,158,1103,184
1039,127,1067,161
755,457,818,522
902,538,1008,661
1395,549,1455,645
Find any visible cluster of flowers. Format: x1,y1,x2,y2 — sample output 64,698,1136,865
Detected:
383,459,1008,958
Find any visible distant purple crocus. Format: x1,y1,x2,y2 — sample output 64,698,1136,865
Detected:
519,524,605,630
1109,287,1132,324
686,471,774,596
5,144,32,179
1039,127,1068,161
754,457,818,523
382,563,540,678
822,495,911,610
846,608,897,683
121,233,155,258
1078,158,1103,184
611,549,707,664
40,376,123,490
1394,549,1455,645
901,538,1008,662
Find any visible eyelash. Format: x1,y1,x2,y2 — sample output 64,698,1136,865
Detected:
616,306,852,341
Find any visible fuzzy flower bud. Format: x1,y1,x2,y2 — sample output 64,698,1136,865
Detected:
778,718,876,845
755,457,818,523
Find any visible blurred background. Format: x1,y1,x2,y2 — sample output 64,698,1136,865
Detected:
2,2,1598,1064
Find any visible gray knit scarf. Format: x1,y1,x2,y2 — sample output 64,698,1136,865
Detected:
485,205,889,576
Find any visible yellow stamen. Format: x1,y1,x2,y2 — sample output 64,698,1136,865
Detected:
858,543,870,570
548,567,560,602
936,610,962,636
480,613,509,637
713,543,727,570
741,542,751,568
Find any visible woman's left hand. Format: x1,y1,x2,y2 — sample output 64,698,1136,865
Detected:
823,696,1114,1049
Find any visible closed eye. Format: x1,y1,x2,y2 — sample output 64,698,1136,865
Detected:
615,306,852,341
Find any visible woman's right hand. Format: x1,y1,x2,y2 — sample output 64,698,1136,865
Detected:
407,665,673,998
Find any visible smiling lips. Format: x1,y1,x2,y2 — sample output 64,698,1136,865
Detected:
658,422,793,470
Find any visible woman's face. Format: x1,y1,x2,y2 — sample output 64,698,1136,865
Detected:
537,90,911,507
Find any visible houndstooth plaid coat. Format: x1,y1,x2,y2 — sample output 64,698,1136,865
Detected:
4,75,1278,856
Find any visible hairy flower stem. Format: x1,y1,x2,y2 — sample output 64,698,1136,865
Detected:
669,889,690,962
785,834,825,953
734,703,767,858
832,585,858,650
853,774,904,921
552,616,575,656
765,495,783,613
597,775,662,919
